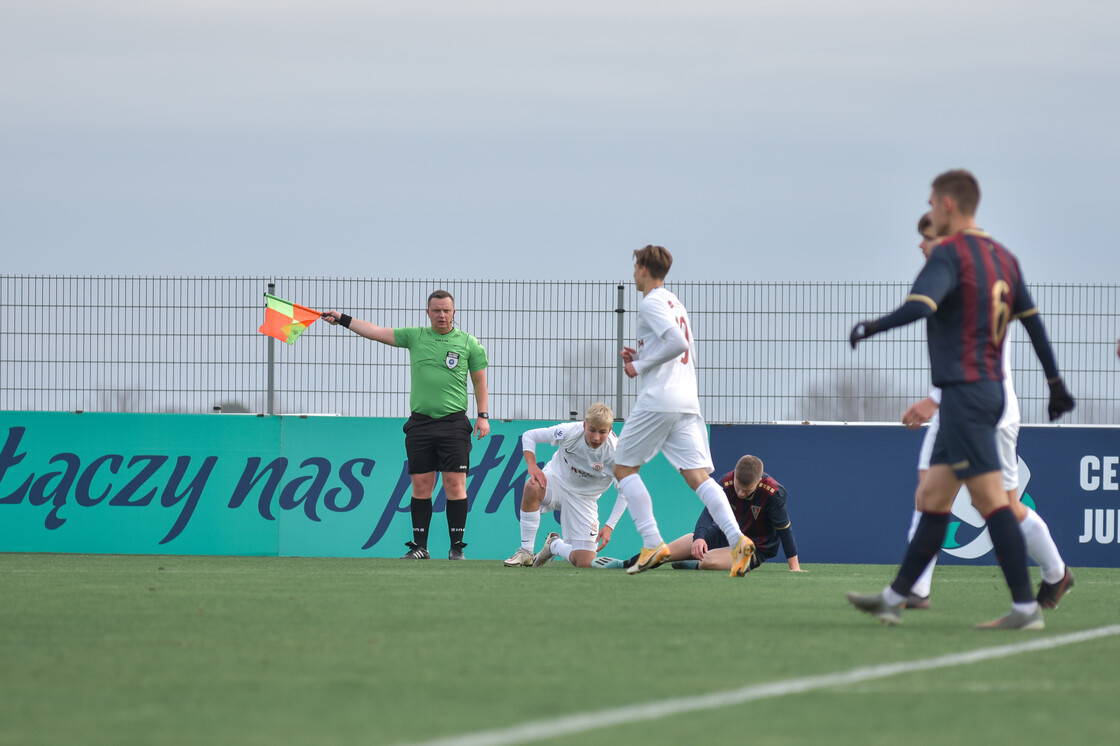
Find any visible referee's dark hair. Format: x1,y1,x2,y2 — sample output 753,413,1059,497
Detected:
427,289,455,308
931,169,981,217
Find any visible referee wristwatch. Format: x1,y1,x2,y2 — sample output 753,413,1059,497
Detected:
477,412,489,419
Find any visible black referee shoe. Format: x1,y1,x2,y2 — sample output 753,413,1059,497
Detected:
448,542,467,561
401,542,430,560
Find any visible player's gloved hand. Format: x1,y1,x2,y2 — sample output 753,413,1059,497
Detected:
1047,378,1075,421
849,320,878,349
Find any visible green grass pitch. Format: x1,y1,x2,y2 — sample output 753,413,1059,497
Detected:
2,553,1118,745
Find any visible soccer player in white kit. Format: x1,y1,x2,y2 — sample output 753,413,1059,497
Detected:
613,245,755,577
900,215,1073,609
502,403,628,569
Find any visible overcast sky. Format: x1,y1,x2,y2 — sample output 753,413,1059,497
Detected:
2,1,1117,283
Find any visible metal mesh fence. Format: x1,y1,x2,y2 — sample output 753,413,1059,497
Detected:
2,276,1117,424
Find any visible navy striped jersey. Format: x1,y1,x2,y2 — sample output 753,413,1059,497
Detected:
907,229,1038,386
694,471,794,559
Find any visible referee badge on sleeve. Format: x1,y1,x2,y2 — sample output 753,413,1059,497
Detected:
446,351,460,369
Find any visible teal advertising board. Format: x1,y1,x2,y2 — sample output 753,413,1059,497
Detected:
0,412,698,560
5,413,1117,566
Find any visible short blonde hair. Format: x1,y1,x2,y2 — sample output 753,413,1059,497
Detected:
584,402,614,428
734,455,763,486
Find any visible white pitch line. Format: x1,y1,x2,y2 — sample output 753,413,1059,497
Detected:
399,624,1120,746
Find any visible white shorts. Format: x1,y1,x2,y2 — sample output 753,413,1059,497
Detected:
917,410,1019,490
614,409,714,472
540,482,600,548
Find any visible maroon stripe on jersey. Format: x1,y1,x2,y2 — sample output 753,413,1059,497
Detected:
994,243,1024,380
991,239,1021,327
975,236,1003,380
954,237,981,382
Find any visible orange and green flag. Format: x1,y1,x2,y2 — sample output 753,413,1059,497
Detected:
258,293,321,345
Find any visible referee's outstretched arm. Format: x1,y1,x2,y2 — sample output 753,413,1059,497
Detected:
320,310,397,346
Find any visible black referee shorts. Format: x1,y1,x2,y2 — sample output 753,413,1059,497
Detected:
403,411,473,475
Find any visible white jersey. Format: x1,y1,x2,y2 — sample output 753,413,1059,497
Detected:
997,329,1020,428
522,421,618,499
631,287,701,414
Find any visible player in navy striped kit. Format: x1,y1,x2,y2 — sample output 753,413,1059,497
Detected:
616,455,802,573
847,169,1074,629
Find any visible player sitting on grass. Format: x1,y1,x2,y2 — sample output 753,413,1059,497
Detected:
603,455,802,573
503,403,627,569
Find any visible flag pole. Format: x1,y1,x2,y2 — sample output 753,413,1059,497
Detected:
266,281,276,415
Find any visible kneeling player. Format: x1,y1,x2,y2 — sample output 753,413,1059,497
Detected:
616,455,802,572
503,403,627,569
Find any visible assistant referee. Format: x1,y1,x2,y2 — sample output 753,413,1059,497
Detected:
322,289,489,560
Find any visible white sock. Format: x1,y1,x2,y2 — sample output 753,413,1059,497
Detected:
1020,507,1066,583
883,587,906,606
551,537,573,563
910,557,937,598
519,509,540,551
1013,600,1040,615
618,474,663,548
695,478,744,544
907,509,937,597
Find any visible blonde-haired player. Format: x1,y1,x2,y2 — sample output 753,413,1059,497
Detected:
503,403,627,568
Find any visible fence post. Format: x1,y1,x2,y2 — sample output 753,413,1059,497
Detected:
616,284,625,420
266,281,276,416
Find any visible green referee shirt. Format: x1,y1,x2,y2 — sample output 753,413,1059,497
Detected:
393,326,488,419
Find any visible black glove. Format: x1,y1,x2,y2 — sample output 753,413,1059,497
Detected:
849,320,878,349
1047,378,1074,421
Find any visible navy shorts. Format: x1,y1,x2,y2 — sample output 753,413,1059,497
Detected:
403,412,472,475
930,381,1004,479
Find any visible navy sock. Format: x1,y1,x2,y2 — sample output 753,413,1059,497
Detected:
987,506,1033,603
447,499,468,547
411,498,432,548
891,512,949,597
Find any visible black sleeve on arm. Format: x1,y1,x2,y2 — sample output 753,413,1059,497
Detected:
862,252,952,339
777,525,798,560
693,508,718,544
1019,312,1061,380
871,300,934,334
